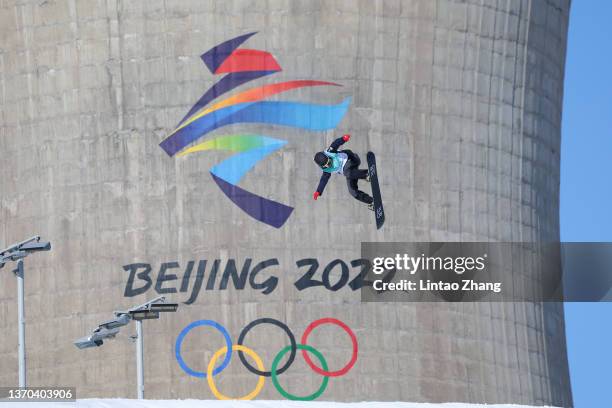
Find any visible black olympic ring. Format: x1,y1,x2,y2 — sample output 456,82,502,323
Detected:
237,317,297,377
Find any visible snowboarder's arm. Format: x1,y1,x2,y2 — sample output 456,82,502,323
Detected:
327,134,351,152
314,172,331,199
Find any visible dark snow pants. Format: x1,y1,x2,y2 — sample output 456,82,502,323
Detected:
342,150,373,205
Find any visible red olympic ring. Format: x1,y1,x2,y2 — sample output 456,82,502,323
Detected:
300,317,358,377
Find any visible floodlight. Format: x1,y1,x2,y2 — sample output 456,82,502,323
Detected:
149,303,178,313
0,236,40,256
5,251,27,261
74,296,178,399
74,326,120,349
19,241,51,252
74,337,100,349
0,236,51,388
130,310,160,321
100,314,131,330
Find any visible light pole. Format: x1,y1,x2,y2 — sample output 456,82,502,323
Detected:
0,236,51,388
74,296,178,399
135,319,144,399
15,260,25,388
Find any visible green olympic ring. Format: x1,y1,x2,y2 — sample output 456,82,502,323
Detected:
271,344,329,401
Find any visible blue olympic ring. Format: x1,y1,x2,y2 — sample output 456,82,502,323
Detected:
175,319,233,378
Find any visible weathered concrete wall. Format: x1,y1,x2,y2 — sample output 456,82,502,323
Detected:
0,0,572,406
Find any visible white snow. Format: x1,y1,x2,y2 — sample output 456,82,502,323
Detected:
0,399,559,408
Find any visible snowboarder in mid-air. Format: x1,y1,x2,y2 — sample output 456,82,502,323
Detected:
312,134,374,210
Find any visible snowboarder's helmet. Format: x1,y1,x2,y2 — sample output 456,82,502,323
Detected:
314,152,330,168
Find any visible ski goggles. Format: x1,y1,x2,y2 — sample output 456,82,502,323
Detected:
321,157,333,169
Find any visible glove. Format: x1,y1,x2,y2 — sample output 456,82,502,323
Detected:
342,134,351,142
313,191,320,200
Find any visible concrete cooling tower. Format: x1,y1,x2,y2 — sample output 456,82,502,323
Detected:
0,0,572,406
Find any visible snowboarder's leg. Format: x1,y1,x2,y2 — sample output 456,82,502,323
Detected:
346,177,373,204
343,150,372,203
343,152,368,179
345,168,369,180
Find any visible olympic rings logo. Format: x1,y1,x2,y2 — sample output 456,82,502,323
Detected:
175,317,358,400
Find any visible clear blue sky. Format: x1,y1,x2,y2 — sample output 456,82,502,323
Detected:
561,1,612,407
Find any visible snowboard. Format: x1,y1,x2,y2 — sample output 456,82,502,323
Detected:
367,152,385,229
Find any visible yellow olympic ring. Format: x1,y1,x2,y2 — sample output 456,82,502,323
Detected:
206,345,265,400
